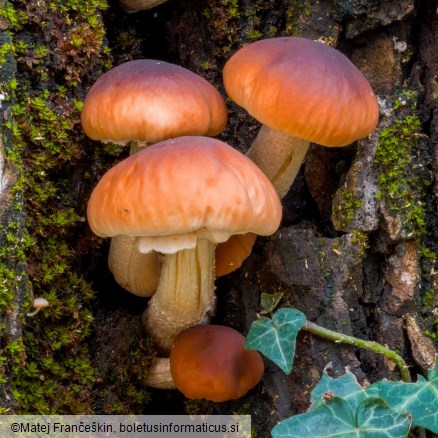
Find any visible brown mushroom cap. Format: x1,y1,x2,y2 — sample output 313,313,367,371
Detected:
81,60,227,144
87,136,281,247
223,37,379,147
170,325,264,402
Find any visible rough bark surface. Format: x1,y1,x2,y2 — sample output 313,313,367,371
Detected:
1,0,437,434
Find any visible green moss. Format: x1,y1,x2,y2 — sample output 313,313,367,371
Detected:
204,0,241,58
332,189,362,229
374,91,427,238
226,0,240,18
375,91,437,343
350,229,369,257
285,0,310,36
246,29,262,40
0,0,112,414
422,291,438,341
98,338,154,414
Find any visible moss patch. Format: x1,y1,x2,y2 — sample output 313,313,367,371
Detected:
374,91,428,238
0,0,116,414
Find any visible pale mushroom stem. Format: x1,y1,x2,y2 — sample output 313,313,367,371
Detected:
129,140,150,155
143,357,175,389
108,236,162,297
143,239,216,353
247,124,310,199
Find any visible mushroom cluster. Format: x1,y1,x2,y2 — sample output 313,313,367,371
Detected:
82,59,257,297
84,38,378,401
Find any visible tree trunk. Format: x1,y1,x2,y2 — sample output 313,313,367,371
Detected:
1,0,436,433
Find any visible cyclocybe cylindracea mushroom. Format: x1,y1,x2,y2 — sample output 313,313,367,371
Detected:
81,59,228,297
87,136,281,352
81,59,227,155
170,325,265,402
223,37,379,199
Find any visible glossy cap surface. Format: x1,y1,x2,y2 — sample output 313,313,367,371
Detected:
224,37,379,146
82,60,227,143
87,136,282,242
170,325,264,402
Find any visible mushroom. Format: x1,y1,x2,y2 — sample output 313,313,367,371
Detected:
81,59,228,296
27,297,49,317
170,325,265,402
223,37,379,199
87,136,282,352
81,59,227,155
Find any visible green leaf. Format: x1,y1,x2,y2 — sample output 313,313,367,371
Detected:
377,355,438,433
245,308,306,374
272,397,411,438
310,369,372,412
260,292,284,314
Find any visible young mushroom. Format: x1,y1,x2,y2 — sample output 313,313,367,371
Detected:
87,136,282,352
27,297,49,317
170,325,265,402
81,59,228,296
223,37,379,199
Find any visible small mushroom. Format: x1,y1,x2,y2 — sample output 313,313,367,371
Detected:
223,37,379,199
87,136,281,352
170,325,265,402
27,297,49,317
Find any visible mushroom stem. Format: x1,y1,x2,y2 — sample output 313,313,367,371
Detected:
108,236,162,297
143,357,175,389
246,125,310,199
129,140,150,155
143,239,216,353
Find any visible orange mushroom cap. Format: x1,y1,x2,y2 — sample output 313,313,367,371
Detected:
81,60,227,144
170,325,264,402
223,37,379,147
87,136,281,247
215,233,257,277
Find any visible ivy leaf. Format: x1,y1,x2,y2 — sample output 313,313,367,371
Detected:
260,292,284,314
310,369,373,412
272,397,411,438
377,355,438,433
245,308,306,374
